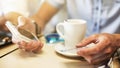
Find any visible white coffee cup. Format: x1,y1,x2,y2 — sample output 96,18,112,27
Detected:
56,19,86,53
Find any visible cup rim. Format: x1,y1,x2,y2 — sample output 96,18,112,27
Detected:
65,19,86,24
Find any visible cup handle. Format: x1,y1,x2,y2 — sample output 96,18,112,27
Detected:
56,23,64,39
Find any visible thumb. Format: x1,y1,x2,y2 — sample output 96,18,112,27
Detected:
17,16,26,27
12,35,20,43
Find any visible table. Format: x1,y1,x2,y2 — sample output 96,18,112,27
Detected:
0,44,18,58
0,43,96,68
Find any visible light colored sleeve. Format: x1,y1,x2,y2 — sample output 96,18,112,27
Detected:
46,0,65,9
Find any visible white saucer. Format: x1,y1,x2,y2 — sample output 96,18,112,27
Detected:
54,43,80,57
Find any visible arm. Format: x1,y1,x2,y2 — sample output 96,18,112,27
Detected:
0,12,22,31
0,15,7,31
3,1,59,31
31,1,59,31
2,1,59,53
4,12,23,26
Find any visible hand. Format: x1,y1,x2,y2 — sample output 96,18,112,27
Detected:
11,16,44,53
0,15,8,31
12,34,44,53
17,16,36,35
17,40,43,53
76,33,118,65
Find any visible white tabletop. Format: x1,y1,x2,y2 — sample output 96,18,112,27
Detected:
0,43,96,68
0,44,18,58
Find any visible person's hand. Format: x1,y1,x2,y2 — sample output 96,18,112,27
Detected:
12,36,44,53
11,16,44,53
11,29,44,53
76,33,118,65
0,15,8,31
17,16,36,35
0,12,24,32
17,41,43,53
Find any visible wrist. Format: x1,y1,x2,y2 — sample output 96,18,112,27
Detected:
31,15,46,31
32,21,41,34
31,20,43,39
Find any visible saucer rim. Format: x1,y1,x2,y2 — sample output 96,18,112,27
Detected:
54,43,80,57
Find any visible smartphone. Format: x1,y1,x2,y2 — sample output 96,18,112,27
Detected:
5,21,33,42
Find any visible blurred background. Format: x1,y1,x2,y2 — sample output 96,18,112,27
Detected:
0,0,67,35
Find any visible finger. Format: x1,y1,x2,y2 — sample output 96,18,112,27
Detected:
90,53,111,65
18,41,27,49
81,51,111,65
17,16,30,29
76,35,97,47
19,41,34,52
17,16,26,27
31,41,39,49
12,35,20,43
31,41,42,52
77,40,109,56
104,46,116,54
31,41,43,50
25,41,39,52
36,42,44,49
91,46,115,62
24,42,34,52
